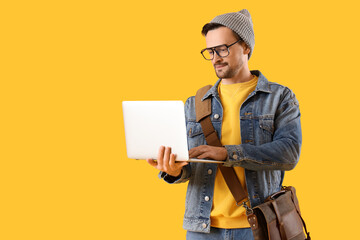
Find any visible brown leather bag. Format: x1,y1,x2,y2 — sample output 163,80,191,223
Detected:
195,85,310,240
246,186,310,240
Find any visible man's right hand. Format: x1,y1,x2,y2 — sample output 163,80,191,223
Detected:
146,146,188,177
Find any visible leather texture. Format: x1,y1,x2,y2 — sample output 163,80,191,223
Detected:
195,85,212,122
250,187,310,240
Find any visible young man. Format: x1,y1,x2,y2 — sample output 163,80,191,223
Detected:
147,9,302,240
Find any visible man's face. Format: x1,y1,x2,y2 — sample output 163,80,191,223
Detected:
205,27,249,80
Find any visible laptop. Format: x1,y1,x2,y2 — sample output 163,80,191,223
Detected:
122,101,224,163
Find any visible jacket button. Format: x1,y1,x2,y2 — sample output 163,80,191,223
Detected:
214,114,220,119
202,223,207,228
233,154,238,160
207,169,213,175
204,196,210,201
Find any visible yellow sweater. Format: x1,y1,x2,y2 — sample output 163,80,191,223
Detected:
210,76,258,228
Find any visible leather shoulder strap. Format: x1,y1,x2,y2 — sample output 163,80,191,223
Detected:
195,85,212,122
195,85,222,147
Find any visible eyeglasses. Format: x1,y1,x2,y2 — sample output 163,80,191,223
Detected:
200,39,241,60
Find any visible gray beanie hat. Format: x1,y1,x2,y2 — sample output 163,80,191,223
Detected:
210,9,255,59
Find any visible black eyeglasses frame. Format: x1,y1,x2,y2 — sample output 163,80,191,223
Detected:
200,39,242,60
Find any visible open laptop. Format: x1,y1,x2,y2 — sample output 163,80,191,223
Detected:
122,101,224,163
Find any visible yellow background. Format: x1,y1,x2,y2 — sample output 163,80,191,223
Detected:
1,0,359,239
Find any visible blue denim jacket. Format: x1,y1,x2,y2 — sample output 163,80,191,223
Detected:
159,70,302,233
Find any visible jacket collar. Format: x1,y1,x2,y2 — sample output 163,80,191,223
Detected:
201,70,271,101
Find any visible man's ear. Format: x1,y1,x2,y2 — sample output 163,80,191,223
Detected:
243,44,251,55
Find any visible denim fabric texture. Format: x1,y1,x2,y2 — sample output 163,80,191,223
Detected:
159,70,302,233
186,227,254,240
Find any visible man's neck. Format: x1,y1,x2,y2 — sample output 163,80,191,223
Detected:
221,68,253,85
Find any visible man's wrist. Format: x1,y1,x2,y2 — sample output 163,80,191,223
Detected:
164,170,183,183
222,146,228,160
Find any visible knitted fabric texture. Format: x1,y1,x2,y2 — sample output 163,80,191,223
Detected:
210,9,255,59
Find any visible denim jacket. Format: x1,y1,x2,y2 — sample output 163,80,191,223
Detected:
159,70,302,233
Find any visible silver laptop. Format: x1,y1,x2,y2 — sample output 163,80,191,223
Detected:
122,101,224,163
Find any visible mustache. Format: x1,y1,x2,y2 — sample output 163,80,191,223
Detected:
214,63,228,67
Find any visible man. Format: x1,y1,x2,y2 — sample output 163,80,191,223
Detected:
147,9,302,240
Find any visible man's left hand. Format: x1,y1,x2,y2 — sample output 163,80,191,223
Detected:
188,145,228,161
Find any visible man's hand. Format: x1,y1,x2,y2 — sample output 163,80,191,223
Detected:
189,145,228,161
146,146,188,177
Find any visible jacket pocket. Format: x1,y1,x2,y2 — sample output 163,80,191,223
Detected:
187,122,205,149
188,122,203,137
259,118,274,134
259,117,274,143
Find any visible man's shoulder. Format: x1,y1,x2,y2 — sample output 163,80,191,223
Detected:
185,95,196,106
267,81,293,94
185,83,214,106
265,81,299,107
184,83,214,122
266,80,289,89
184,96,196,121
256,70,295,95
255,70,296,95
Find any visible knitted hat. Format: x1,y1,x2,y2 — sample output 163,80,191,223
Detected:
210,9,255,59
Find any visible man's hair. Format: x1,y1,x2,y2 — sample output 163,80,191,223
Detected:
201,22,245,46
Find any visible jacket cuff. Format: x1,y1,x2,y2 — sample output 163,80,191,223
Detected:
223,145,244,167
158,168,187,184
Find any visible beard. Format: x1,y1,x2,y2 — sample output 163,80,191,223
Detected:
214,63,238,79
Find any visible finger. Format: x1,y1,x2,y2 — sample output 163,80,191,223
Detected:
146,159,157,167
189,145,209,157
188,147,195,155
189,147,201,158
171,154,188,170
162,147,171,172
197,152,210,159
169,153,176,169
157,145,165,167
177,161,189,168
188,146,200,154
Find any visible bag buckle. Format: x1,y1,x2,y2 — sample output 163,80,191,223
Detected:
236,199,253,215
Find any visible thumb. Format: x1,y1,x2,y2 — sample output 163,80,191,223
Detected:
178,161,189,167
146,159,157,167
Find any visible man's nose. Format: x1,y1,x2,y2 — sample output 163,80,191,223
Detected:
212,51,223,63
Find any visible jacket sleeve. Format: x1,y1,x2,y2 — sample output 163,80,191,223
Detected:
158,164,191,184
223,88,302,171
